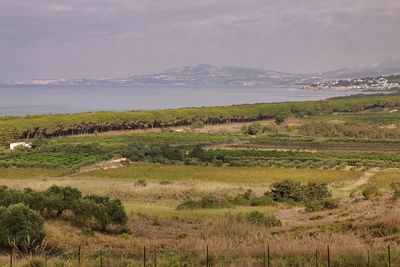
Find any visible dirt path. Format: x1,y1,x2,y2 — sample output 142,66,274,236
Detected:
79,158,127,173
341,168,378,192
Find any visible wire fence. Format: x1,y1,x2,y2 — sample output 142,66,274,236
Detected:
1,244,399,267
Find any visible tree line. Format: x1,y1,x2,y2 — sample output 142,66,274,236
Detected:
0,185,127,249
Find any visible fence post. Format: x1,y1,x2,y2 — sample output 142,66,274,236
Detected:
206,246,209,267
327,245,330,267
9,247,13,267
315,249,318,267
388,245,391,267
100,250,103,267
154,249,157,267
78,244,81,267
267,245,270,267
143,246,146,267
263,251,266,267
367,249,370,267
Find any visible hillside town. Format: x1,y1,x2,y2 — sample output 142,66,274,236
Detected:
305,76,400,91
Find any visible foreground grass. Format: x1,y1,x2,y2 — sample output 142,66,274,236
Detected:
79,163,361,184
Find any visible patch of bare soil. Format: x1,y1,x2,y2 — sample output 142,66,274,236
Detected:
79,158,127,173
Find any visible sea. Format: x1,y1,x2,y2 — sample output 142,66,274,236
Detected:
0,85,365,116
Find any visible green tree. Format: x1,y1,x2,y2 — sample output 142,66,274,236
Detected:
0,204,45,248
0,186,24,207
275,114,287,125
270,180,304,202
45,186,82,216
189,145,211,162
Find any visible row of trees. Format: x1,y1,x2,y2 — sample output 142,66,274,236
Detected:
299,122,400,140
0,185,128,248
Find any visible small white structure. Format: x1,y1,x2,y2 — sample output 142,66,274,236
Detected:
10,142,32,150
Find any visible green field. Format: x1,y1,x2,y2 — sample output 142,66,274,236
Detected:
79,163,361,184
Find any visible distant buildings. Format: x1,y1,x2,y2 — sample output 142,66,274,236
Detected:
10,142,32,150
304,77,400,91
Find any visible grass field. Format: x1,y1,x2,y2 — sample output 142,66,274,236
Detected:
362,168,400,190
78,163,361,184
0,167,72,179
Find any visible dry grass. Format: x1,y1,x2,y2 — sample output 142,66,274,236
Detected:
78,163,361,184
362,168,400,190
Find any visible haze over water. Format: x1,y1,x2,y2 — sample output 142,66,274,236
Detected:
0,85,363,116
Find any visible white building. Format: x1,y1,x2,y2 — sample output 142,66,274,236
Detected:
10,142,32,150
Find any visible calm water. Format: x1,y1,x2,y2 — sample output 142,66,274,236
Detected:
0,85,363,116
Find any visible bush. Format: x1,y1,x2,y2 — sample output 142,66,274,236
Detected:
177,196,232,210
190,121,204,129
270,180,304,202
247,211,282,227
0,185,128,234
275,114,287,125
304,182,331,200
242,123,263,135
134,179,147,187
0,204,45,248
305,198,339,212
304,200,324,212
362,186,379,200
80,195,128,231
0,186,24,207
250,196,275,207
189,145,212,162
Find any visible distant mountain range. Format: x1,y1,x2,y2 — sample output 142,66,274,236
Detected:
2,58,400,87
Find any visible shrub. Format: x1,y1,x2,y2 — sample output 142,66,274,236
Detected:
0,186,24,207
270,180,304,202
304,182,331,200
242,123,263,135
189,145,212,162
275,114,287,125
177,196,232,210
190,121,204,129
0,204,45,248
247,211,282,227
134,179,147,187
23,189,48,214
305,198,339,212
250,196,275,207
362,186,379,200
81,195,128,231
304,200,324,212
323,198,339,209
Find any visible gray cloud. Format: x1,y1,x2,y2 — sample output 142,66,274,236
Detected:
0,0,399,79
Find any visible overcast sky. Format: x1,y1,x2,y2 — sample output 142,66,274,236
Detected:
1,0,400,79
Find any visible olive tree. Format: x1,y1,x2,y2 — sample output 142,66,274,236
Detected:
0,204,45,248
